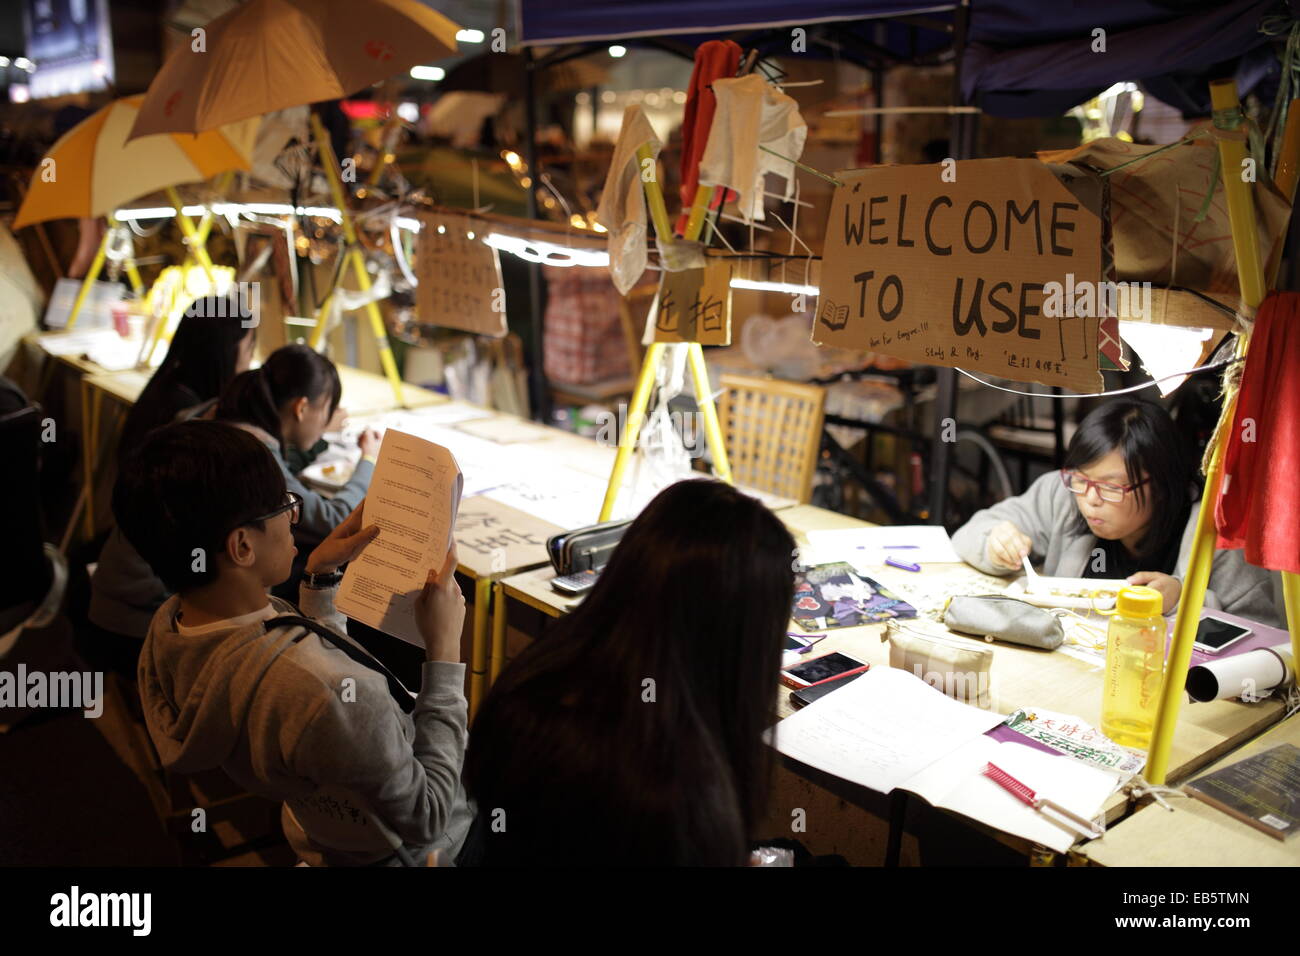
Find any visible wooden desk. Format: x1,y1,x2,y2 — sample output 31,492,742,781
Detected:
497,489,806,621
499,503,1288,861
79,370,153,538
450,496,562,718
1080,713,1300,867
55,357,442,541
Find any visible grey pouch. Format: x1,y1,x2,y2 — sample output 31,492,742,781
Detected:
943,594,1065,650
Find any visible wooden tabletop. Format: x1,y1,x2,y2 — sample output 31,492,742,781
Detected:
335,366,446,415
501,501,1287,841
83,369,152,405
1081,713,1300,867
39,332,447,418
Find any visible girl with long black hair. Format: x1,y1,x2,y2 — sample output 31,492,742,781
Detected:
117,297,255,458
460,478,798,866
89,298,256,652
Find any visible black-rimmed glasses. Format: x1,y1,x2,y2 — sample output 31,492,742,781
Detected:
248,491,302,528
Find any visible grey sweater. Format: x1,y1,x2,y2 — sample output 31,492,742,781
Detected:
950,472,1285,628
138,582,472,866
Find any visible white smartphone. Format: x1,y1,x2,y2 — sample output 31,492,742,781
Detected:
1193,617,1252,655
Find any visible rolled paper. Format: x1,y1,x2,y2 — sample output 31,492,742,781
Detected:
1185,644,1293,703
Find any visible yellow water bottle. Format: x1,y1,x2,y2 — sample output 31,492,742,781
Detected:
1101,586,1166,750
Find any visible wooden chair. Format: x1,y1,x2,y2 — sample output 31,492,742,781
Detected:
717,373,827,503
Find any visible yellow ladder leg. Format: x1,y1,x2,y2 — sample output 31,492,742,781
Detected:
307,113,405,408
165,187,216,284
469,576,492,720
489,580,508,684
600,342,665,522
105,215,146,296
687,342,732,484
66,229,109,330
1147,78,1267,785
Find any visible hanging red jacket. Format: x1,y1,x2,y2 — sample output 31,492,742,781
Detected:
1215,291,1300,573
675,39,741,236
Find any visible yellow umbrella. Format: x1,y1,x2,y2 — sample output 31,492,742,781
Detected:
127,0,460,139
14,95,257,328
14,95,257,229
126,0,461,409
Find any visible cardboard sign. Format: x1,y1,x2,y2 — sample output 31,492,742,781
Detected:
814,159,1104,392
645,260,732,345
453,495,561,578
416,212,508,337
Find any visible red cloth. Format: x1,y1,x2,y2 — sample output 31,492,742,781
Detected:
1215,291,1300,573
674,39,742,236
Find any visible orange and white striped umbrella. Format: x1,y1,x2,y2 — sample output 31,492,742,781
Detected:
13,95,257,229
128,0,459,140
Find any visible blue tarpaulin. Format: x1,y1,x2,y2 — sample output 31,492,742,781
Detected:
963,0,1283,117
517,0,1286,117
517,1,956,45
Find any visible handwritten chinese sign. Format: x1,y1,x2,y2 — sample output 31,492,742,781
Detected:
648,260,732,345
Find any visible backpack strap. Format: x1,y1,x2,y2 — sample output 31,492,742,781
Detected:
267,615,415,714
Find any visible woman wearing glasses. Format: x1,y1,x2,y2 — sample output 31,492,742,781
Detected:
952,399,1281,625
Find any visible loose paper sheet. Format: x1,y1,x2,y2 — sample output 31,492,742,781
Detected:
769,667,1004,793
861,565,1010,617
336,430,464,647
803,525,961,565
814,159,1104,391
481,464,608,531
904,734,1120,853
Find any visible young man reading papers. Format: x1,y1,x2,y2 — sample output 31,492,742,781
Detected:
119,421,471,866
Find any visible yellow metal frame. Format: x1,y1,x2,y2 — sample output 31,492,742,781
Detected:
65,215,145,330
165,186,216,284
468,575,493,721
1146,79,1288,784
598,172,733,522
305,113,406,410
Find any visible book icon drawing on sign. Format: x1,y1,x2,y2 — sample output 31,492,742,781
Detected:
818,298,849,332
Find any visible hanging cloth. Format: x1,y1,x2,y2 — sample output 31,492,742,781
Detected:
698,73,808,223
596,105,661,295
1215,291,1300,573
674,39,742,235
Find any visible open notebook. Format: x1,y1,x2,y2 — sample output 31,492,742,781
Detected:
769,668,1120,853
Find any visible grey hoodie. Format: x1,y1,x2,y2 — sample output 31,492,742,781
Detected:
90,422,374,639
138,582,472,866
951,472,1285,628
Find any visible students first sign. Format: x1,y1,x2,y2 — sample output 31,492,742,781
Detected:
814,159,1104,392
